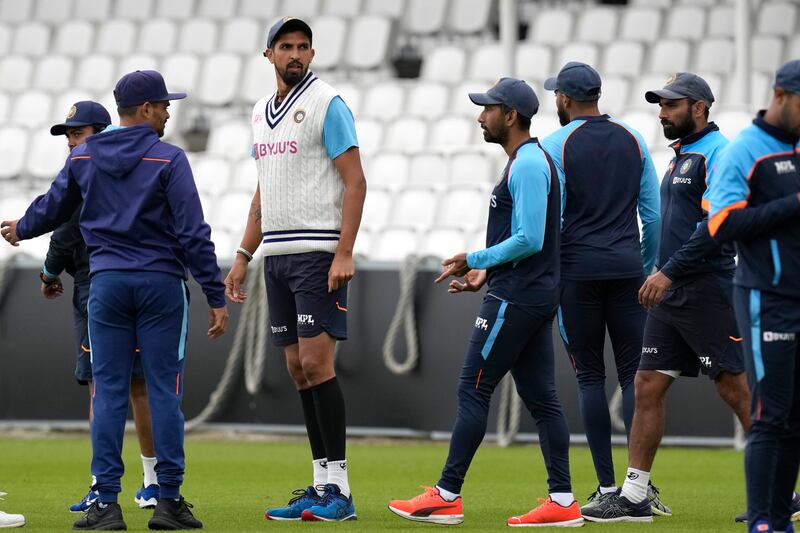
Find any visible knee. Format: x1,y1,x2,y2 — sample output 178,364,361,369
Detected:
576,369,605,388
299,352,332,384
633,372,666,406
714,372,748,406
285,358,306,387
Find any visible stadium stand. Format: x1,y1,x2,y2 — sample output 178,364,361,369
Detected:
0,0,794,261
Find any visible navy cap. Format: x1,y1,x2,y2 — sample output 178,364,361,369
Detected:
774,59,800,94
544,62,602,101
267,16,312,48
113,70,187,108
469,77,539,119
50,101,111,136
645,72,715,107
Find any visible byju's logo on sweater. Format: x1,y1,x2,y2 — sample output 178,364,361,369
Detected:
253,141,298,159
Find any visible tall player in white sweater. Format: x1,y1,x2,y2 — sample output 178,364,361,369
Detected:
225,17,366,522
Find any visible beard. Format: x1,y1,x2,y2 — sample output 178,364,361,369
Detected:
482,125,507,145
279,61,308,87
661,112,695,140
556,103,570,126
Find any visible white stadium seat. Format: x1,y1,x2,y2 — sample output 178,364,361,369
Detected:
0,126,28,179
360,187,394,232
198,53,242,106
179,19,218,55
199,0,237,20
335,82,362,117
419,228,467,260
619,111,659,149
600,76,630,117
715,109,754,140
0,92,9,123
364,0,405,19
429,117,475,149
371,227,419,261
309,16,346,71
353,228,373,258
532,114,563,140
354,119,383,156
138,20,178,56
26,129,69,180
421,46,467,84
240,54,278,104
35,0,73,24
451,152,493,187
708,5,734,38
220,18,261,55
74,0,111,21
449,0,493,35
665,6,706,40
405,82,449,119
346,15,391,70
576,7,618,44
192,156,232,196
696,38,734,75
650,39,691,73
206,121,252,160
752,36,784,74
404,0,447,35
239,0,280,19
388,186,438,231
367,153,409,191
156,0,196,20
279,0,321,18
33,56,73,93
0,24,10,56
631,73,672,109
556,43,600,72
230,158,258,193
74,55,115,93
53,21,94,58
0,56,33,93
210,191,252,233
515,43,552,83
161,53,200,93
437,187,489,231
322,0,361,18
450,80,490,118
96,20,137,57
0,0,32,23
757,2,797,37
383,118,428,152
362,82,405,120
529,8,574,46
115,0,154,20
788,36,800,64
604,41,644,77
630,0,672,9
408,152,449,189
468,44,511,83
51,90,93,123
620,8,662,43
12,22,49,57
116,54,159,80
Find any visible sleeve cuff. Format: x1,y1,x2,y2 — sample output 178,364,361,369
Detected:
659,263,677,281
466,251,480,270
42,265,59,279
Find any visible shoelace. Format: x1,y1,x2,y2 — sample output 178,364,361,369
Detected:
586,490,599,502
287,488,315,506
410,486,441,504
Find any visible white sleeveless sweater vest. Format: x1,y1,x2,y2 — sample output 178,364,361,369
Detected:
251,72,342,256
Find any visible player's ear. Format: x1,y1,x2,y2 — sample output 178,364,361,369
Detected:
264,48,275,64
309,47,315,63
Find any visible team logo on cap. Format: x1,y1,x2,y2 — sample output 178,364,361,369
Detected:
293,109,306,123
67,105,77,119
283,16,296,22
665,73,677,85
680,159,693,175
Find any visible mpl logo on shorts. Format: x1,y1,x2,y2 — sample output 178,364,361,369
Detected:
698,356,712,367
271,325,287,334
763,331,796,342
475,317,489,331
297,314,315,326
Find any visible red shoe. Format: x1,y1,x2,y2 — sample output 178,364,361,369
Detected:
388,486,464,525
508,497,584,527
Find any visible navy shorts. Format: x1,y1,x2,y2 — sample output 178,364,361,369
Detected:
263,252,348,346
73,281,144,385
639,272,744,380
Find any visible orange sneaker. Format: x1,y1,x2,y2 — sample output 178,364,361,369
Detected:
388,486,464,525
508,497,584,528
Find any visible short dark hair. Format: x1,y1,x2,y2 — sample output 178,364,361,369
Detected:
687,98,710,120
92,124,107,134
501,104,532,131
117,101,163,117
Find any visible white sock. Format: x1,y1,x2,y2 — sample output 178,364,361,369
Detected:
599,485,617,495
620,468,650,503
90,475,97,490
327,459,350,497
436,485,459,502
141,455,158,487
312,458,328,496
549,492,575,506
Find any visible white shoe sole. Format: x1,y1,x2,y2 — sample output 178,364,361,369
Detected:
136,496,158,509
508,517,584,527
264,513,301,521
583,515,653,523
388,505,463,525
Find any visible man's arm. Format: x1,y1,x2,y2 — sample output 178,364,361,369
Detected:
637,144,661,275
43,208,83,278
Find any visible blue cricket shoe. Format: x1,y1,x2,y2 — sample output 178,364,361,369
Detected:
69,487,99,513
301,484,356,522
135,484,160,509
264,486,320,521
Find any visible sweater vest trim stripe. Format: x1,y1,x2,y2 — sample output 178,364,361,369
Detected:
263,236,340,244
266,72,317,129
263,229,341,236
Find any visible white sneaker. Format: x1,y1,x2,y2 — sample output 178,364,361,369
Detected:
0,493,24,528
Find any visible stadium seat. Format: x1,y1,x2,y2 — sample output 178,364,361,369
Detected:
116,54,159,80
209,229,233,261
448,0,493,35
206,121,252,160
137,20,178,56
418,228,467,259
354,118,383,155
421,46,467,84
515,43,552,83
73,55,115,93
404,0,447,35
631,73,671,109
335,81,362,116
96,20,137,57
752,36,784,74
757,2,797,37
345,15,391,70
74,0,111,21
26,129,69,180
532,114,563,139
230,157,258,192
556,43,600,72
32,56,73,93
279,0,321,18
450,152,493,187
630,0,672,9
240,54,278,104
715,108,754,140
210,191,252,233
388,186,438,231
198,53,242,106
156,0,195,20
179,19,218,55
529,8,574,46
0,92,9,123
0,0,31,23
161,53,200,92
788,36,800,64
199,0,237,20
115,0,153,20
619,111,659,149
0,126,28,180
429,117,475,149
360,186,394,232
0,56,33,93
665,6,706,40
239,0,279,19
408,152,449,189
0,24,9,56
696,38,734,75
367,152,409,191
362,82,405,120
406,82,450,119
52,21,94,58
12,22,49,57
620,7,662,43
192,156,232,196
600,76,630,117
35,0,73,24
708,5,734,38
450,80,490,118
322,0,362,18
725,72,771,109
694,71,723,102
468,44,511,83
220,18,261,55
353,227,372,258
437,187,489,231
371,227,419,261
364,0,405,19
469,228,487,253
603,41,644,77
51,89,93,123
308,16,346,71
650,39,691,74
576,7,618,44
383,118,428,152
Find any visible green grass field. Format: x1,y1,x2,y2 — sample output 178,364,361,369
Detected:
0,434,748,532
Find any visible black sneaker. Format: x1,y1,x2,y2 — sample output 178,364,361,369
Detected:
581,491,653,523
148,497,202,530
73,501,127,530
736,491,800,522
